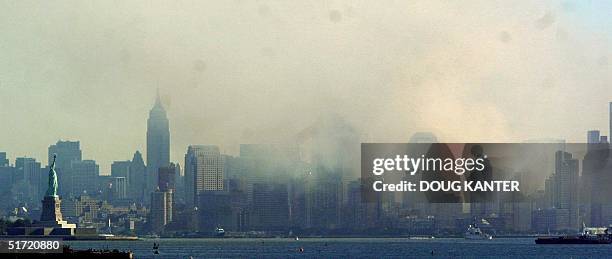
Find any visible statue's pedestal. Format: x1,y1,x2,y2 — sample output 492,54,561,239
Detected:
36,196,75,234
8,196,76,236
40,196,63,222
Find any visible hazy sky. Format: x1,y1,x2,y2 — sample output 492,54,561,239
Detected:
1,1,611,173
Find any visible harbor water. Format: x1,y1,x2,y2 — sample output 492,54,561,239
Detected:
65,237,612,258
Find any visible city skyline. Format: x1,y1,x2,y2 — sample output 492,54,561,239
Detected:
0,71,611,241
1,98,611,174
2,1,612,172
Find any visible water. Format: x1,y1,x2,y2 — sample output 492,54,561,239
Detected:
65,238,612,258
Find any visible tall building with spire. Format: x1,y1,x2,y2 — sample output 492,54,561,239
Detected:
146,90,170,200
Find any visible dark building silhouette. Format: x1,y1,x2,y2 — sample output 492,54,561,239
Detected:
14,157,43,205
197,191,232,232
549,151,579,231
146,91,170,202
150,188,173,232
251,183,289,231
588,130,601,149
0,152,8,167
158,163,177,192
111,160,131,179
0,153,12,200
71,160,99,197
583,136,612,226
130,151,146,204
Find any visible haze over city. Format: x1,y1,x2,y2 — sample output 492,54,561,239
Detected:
1,1,612,171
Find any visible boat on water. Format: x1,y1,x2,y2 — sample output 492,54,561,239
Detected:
215,227,226,237
409,236,435,240
153,242,160,254
465,220,492,240
535,225,612,244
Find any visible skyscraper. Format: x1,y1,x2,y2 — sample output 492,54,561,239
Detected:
146,91,170,200
587,130,602,153
552,151,579,231
111,176,128,200
48,140,82,196
184,145,224,208
150,189,173,232
184,146,199,208
251,183,289,231
0,152,8,167
71,160,99,196
588,130,601,145
158,163,177,192
15,157,42,204
111,160,131,179
155,163,177,230
0,153,13,194
129,151,146,203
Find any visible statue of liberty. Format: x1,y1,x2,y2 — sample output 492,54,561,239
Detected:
40,153,73,226
45,154,58,197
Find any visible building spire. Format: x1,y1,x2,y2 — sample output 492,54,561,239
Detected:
155,87,162,107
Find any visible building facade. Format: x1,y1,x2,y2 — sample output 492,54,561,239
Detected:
48,140,82,196
184,145,224,208
146,92,170,201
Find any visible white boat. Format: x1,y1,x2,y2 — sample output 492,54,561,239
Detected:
215,227,225,237
465,221,492,240
409,236,435,240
